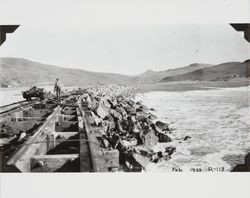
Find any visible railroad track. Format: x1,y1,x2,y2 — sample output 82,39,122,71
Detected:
0,100,35,116
0,94,119,172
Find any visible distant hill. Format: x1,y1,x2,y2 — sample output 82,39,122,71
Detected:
134,63,213,83
0,57,249,88
0,57,134,87
160,60,250,82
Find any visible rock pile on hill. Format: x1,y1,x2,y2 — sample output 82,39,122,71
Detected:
79,85,176,171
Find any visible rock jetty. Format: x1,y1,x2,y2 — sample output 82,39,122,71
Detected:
78,84,177,171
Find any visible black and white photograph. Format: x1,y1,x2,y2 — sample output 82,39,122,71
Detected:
0,0,249,198
0,23,249,173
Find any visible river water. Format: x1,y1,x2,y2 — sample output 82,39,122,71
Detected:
136,86,250,172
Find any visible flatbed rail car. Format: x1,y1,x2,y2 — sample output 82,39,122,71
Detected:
0,94,119,172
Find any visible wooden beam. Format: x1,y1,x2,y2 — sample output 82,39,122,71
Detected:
7,106,61,172
26,109,51,117
10,117,42,121
31,154,79,172
77,99,120,172
55,121,78,132
84,115,119,172
5,121,42,135
78,112,92,172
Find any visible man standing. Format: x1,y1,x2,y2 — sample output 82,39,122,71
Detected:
54,78,61,101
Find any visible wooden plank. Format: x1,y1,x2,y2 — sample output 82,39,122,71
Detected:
26,109,51,117
0,102,34,121
74,117,120,172
31,154,79,172
84,115,120,172
10,117,42,121
83,117,98,172
5,121,42,135
78,110,92,172
0,101,32,115
7,106,62,172
55,121,78,132
77,98,120,172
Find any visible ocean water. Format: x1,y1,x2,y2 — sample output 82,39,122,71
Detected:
0,87,25,106
136,86,250,172
1,86,249,172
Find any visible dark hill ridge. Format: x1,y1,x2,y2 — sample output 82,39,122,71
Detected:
0,57,249,88
134,63,213,83
160,60,250,82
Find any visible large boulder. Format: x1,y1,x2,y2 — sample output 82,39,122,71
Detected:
155,121,170,131
109,109,123,120
132,153,151,168
96,105,109,119
155,132,172,142
143,130,159,149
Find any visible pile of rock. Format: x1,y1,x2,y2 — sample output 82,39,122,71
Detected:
79,85,176,171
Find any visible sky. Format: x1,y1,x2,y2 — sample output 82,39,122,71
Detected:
0,1,249,75
0,24,249,75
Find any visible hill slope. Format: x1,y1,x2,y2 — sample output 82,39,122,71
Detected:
0,57,249,88
0,57,213,87
134,63,213,83
0,57,134,87
160,60,250,82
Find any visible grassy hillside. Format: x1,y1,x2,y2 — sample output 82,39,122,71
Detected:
160,60,250,82
134,63,213,83
0,57,249,88
0,57,134,87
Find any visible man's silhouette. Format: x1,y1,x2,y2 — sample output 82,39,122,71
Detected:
54,78,61,101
